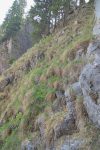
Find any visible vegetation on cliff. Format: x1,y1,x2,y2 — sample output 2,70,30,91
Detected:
0,1,99,149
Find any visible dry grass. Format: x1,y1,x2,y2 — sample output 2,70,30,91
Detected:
0,3,95,150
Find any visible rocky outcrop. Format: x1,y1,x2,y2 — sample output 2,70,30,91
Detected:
79,41,100,128
8,22,33,60
0,22,33,75
61,139,84,150
54,115,76,139
78,0,100,128
93,0,100,36
21,139,37,150
20,37,100,150
0,44,10,74
0,50,45,92
52,83,83,141
0,1,99,150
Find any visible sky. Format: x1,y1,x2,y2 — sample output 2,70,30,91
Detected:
0,0,34,24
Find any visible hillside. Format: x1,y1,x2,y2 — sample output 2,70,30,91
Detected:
0,1,100,150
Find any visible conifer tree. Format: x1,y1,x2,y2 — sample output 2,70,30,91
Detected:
1,0,27,41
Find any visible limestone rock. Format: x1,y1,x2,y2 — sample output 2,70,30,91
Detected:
87,41,100,56
61,139,84,150
76,49,85,60
21,140,37,150
70,82,83,97
79,41,100,128
36,114,46,139
54,115,76,139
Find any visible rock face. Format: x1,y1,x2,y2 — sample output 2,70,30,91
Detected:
0,22,33,74
56,1,100,145
0,50,45,92
0,44,10,74
54,115,76,139
93,0,100,36
61,139,84,150
0,1,100,150
79,41,100,128
53,83,80,140
8,22,33,60
21,140,37,150
78,0,100,128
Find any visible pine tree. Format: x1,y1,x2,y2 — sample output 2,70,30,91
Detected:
1,0,27,41
29,0,79,43
29,0,52,41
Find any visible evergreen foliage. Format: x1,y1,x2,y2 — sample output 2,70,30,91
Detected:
1,0,26,42
0,0,89,43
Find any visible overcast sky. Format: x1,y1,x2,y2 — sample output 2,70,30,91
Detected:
0,0,34,24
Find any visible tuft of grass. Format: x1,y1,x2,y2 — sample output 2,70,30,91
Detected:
1,130,21,150
0,3,95,149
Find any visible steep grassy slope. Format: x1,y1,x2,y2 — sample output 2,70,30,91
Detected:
0,3,99,150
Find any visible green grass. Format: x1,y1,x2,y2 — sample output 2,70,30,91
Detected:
1,130,20,150
0,3,95,149
0,113,22,133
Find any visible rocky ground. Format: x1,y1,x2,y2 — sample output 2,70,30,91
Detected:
0,1,100,150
